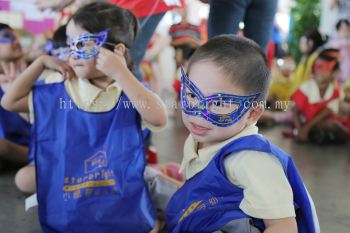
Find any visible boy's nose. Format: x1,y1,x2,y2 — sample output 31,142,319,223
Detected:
70,52,80,60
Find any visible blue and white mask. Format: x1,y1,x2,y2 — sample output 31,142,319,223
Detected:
180,67,261,127
68,29,114,60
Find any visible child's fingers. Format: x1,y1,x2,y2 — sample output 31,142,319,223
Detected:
0,74,8,83
58,63,75,80
1,62,9,75
9,62,16,78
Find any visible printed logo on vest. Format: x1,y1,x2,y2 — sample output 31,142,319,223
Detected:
84,151,108,173
178,197,221,223
63,150,117,201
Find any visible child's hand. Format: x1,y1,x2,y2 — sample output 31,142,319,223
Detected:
39,55,76,80
96,47,128,81
0,62,16,84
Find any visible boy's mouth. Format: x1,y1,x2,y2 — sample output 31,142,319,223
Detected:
189,123,211,136
72,63,84,68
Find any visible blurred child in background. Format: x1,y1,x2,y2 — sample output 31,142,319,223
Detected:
0,23,30,166
14,25,69,194
261,29,326,126
169,8,202,100
292,48,348,144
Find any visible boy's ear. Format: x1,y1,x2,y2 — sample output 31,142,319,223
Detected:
114,43,126,56
246,104,264,125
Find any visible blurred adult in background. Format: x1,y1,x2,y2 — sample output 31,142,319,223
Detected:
201,0,278,50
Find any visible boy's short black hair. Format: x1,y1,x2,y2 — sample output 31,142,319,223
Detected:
52,25,67,49
336,19,350,31
0,23,11,31
69,2,139,71
188,35,270,101
70,2,139,49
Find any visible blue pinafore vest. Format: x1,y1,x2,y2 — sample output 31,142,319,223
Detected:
166,135,320,233
32,82,155,233
0,88,30,146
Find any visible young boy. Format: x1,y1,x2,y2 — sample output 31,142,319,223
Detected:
166,36,320,233
2,3,168,232
292,48,347,144
0,23,30,165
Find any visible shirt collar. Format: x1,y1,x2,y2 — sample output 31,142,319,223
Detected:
180,124,259,178
65,78,121,110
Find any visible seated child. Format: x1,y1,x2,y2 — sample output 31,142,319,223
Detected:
2,2,167,233
166,35,320,233
0,23,30,165
14,24,69,193
169,7,201,100
292,48,347,144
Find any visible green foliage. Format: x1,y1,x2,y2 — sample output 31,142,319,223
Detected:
288,0,321,63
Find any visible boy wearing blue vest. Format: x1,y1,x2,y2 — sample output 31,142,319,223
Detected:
0,23,30,165
166,36,320,233
2,3,167,233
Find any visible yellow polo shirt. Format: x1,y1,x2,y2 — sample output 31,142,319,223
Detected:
28,72,165,131
181,124,296,219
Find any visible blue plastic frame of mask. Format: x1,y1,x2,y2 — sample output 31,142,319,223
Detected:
0,30,16,44
180,66,261,127
69,29,109,60
51,47,70,61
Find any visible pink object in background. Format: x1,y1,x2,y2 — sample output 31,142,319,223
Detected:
0,0,10,11
0,0,56,35
24,18,54,35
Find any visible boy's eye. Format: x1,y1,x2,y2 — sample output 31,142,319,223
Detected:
208,100,239,115
76,41,86,50
212,101,222,107
184,89,200,108
186,92,196,99
75,39,99,51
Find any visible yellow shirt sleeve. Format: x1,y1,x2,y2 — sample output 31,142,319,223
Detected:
224,151,296,219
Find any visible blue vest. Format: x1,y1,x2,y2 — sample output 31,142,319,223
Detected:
0,88,31,146
32,82,155,233
166,135,320,233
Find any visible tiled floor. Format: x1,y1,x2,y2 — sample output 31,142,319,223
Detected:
1,116,350,233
